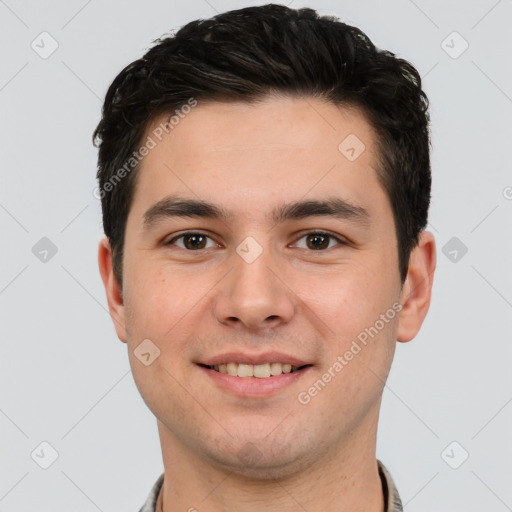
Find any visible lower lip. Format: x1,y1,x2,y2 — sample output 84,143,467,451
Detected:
198,365,311,398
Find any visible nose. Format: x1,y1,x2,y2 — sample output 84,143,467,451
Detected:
211,243,295,331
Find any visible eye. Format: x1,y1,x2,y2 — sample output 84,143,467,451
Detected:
293,231,346,251
166,232,218,250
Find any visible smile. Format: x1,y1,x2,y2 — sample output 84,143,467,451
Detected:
203,362,310,378
197,359,313,398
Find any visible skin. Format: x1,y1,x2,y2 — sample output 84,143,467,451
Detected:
99,94,436,511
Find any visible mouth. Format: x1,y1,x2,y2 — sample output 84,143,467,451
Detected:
197,352,313,398
199,362,312,378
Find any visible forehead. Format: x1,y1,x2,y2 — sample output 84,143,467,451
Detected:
130,95,387,221
145,95,377,163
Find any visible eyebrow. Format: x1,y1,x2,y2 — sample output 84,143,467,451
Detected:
272,198,370,225
142,195,370,229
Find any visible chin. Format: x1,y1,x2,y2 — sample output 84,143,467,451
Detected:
203,435,317,481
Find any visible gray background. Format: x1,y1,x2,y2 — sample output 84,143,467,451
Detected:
1,0,511,510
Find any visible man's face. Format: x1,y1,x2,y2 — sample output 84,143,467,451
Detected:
116,95,405,476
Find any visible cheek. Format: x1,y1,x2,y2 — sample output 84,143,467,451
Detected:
123,261,187,342
122,266,199,413
295,262,389,327
123,260,221,365
293,260,399,370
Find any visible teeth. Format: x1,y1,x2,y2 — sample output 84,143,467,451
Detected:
237,364,253,377
213,362,300,378
253,363,271,378
270,362,282,376
226,363,238,376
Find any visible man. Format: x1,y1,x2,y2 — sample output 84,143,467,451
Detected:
94,4,435,511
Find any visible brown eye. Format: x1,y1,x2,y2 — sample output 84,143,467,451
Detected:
306,233,330,250
293,231,345,251
166,232,216,250
183,234,207,250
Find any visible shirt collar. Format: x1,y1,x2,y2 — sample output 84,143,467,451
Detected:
378,460,403,512
139,459,402,512
138,472,163,512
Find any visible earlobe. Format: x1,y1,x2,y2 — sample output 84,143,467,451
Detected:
98,237,128,343
396,231,436,343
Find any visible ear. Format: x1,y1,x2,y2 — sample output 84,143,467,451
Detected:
98,237,127,343
396,231,436,343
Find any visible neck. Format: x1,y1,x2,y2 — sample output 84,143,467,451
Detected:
156,421,385,512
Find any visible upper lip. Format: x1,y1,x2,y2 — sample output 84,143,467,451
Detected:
199,351,311,367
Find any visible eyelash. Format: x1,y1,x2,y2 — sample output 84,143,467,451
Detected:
164,231,348,251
